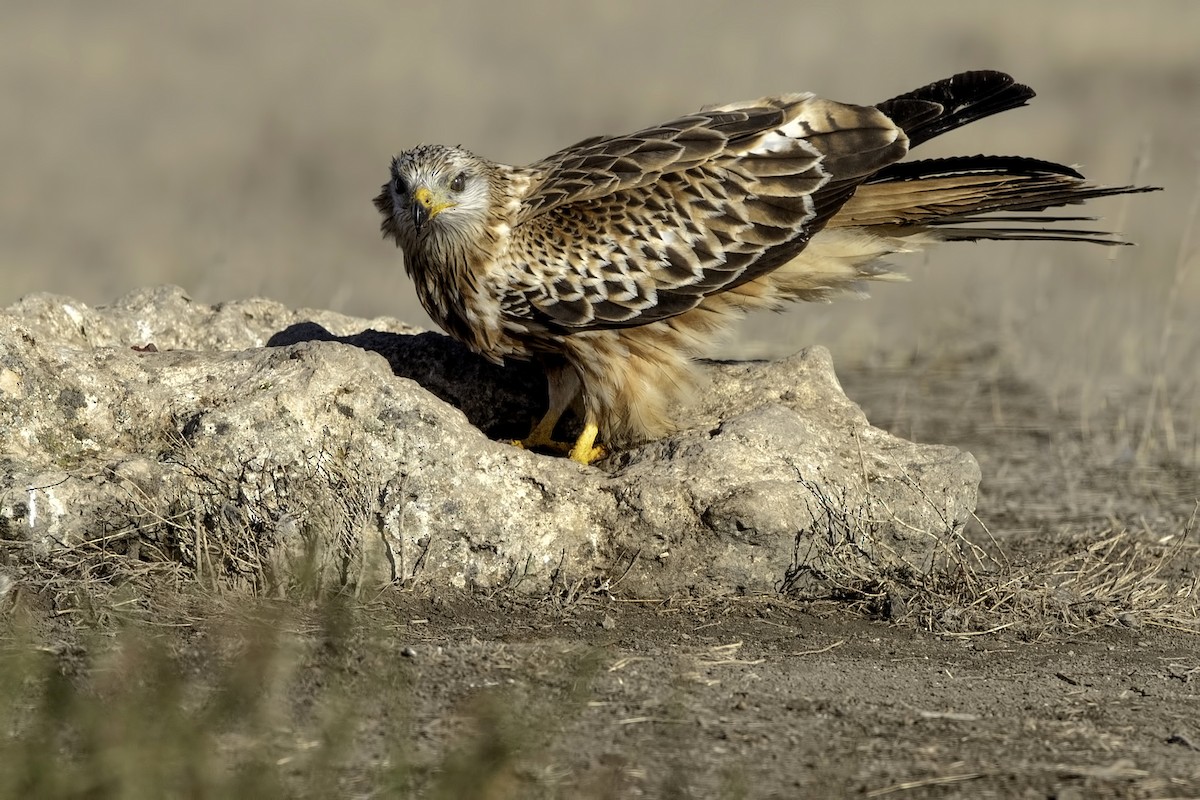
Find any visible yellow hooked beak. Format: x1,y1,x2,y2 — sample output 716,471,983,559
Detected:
411,186,456,231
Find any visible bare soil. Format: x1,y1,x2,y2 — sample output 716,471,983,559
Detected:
329,594,1199,799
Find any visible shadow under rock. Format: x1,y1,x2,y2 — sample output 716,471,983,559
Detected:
267,323,547,441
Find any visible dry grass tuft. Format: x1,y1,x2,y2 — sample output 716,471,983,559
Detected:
6,456,1195,640
766,465,1199,636
792,505,1200,638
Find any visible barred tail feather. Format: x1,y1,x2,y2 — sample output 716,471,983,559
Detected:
830,155,1159,245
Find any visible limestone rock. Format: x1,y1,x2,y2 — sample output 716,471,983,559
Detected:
1,286,980,597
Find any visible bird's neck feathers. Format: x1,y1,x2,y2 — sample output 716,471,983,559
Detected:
403,186,514,354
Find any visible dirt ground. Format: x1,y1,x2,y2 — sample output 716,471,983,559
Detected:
3,2,1199,798
303,593,1200,800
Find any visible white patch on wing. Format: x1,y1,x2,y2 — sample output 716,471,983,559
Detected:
754,130,795,154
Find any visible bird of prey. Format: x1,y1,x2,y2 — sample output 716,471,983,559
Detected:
375,71,1156,465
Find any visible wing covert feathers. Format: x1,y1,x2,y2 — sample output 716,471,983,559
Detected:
507,95,908,332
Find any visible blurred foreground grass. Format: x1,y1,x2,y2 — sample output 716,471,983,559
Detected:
0,597,599,800
1,603,395,799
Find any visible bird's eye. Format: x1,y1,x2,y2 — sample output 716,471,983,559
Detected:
394,176,409,195
449,171,467,192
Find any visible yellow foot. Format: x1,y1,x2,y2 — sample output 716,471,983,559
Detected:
568,421,606,465
510,417,606,465
511,412,571,454
511,433,604,463
511,434,570,454
569,443,606,465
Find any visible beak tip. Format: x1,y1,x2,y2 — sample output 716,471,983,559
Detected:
411,204,428,232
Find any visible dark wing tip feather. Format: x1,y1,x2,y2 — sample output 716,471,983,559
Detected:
932,225,1138,246
870,155,1086,182
876,70,1035,148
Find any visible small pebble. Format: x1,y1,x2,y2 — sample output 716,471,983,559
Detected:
401,646,417,658
601,614,617,630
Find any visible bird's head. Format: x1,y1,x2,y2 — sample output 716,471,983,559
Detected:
375,144,494,253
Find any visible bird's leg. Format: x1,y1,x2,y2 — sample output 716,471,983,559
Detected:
520,407,569,452
514,363,578,453
512,362,606,464
568,409,606,465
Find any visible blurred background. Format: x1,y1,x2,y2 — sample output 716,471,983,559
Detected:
2,1,1197,440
